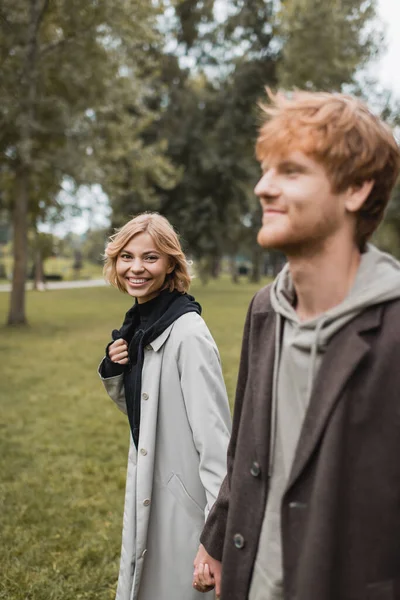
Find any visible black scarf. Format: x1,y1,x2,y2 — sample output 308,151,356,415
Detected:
111,289,202,447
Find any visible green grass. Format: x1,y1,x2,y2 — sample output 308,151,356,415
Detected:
0,277,269,599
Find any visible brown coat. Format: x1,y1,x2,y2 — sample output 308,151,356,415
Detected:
201,284,400,600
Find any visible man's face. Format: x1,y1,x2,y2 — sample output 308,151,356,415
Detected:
254,150,353,254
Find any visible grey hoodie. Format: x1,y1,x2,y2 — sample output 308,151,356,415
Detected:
249,245,400,600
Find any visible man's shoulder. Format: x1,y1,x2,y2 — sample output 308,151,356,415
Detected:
384,297,400,312
250,282,273,313
380,297,400,333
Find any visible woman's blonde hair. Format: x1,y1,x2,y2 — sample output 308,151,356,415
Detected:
103,213,191,294
256,89,400,250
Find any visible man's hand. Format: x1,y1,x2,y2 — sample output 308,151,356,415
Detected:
108,339,129,364
193,543,222,597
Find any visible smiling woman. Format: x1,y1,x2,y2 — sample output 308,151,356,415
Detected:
115,233,174,303
97,212,231,600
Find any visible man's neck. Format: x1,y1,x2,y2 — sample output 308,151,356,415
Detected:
287,237,362,322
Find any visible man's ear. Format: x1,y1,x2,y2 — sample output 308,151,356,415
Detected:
345,180,374,213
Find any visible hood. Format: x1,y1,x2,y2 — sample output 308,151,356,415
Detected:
270,244,400,352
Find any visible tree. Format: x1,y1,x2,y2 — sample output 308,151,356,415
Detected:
123,0,280,280
277,0,380,90
30,229,54,289
0,0,174,324
374,180,400,259
101,0,385,282
81,228,109,265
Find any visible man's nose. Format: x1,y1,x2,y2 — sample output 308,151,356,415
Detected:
254,171,279,198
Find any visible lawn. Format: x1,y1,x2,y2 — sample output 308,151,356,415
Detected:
0,278,269,599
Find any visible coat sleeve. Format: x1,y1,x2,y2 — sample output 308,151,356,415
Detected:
98,358,128,415
176,317,232,520
199,296,255,561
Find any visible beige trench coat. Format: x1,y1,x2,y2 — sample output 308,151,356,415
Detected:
99,312,231,600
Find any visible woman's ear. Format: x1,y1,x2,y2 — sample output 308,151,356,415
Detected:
345,180,375,213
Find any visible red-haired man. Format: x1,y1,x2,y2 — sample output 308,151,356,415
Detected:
194,90,400,600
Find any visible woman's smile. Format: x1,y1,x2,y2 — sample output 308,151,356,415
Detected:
126,277,150,286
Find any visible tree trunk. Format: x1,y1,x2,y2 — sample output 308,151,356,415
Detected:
211,255,221,279
8,170,29,324
229,255,239,284
7,0,48,324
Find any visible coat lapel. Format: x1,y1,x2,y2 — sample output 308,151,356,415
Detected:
287,305,383,491
250,308,276,473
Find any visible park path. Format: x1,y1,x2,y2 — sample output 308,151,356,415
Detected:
0,279,107,293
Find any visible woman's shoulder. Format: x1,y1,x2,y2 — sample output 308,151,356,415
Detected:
170,311,213,343
173,311,206,332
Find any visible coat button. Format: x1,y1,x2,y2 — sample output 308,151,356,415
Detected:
143,498,151,507
145,345,152,351
233,533,245,549
142,393,149,400
250,461,261,477
140,448,147,456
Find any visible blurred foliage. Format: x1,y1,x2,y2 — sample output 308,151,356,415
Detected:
108,0,384,276
373,180,400,259
29,227,55,287
277,0,380,90
1,0,394,323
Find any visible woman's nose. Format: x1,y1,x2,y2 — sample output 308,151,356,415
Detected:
129,259,145,272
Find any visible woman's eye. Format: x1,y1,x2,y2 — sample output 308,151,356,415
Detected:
145,255,158,261
120,253,131,260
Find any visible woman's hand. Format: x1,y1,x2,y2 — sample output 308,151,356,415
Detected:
108,339,129,364
193,544,221,597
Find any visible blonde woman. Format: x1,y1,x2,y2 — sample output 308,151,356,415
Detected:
98,213,231,600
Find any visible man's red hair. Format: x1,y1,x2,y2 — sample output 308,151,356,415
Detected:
256,90,400,249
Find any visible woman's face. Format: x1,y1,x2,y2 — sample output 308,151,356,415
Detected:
116,232,174,303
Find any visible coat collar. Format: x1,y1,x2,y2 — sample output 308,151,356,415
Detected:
148,323,174,352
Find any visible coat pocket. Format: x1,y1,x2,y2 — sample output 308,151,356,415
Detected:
366,580,394,600
166,473,204,522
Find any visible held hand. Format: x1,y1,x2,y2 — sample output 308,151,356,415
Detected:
193,544,222,597
108,339,129,365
